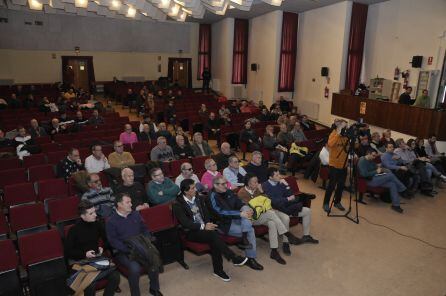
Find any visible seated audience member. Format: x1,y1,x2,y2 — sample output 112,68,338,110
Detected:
154,122,173,144
59,112,70,123
175,163,203,189
74,111,88,125
0,129,14,149
228,101,240,114
208,176,264,270
290,122,307,143
395,138,445,183
414,89,431,108
65,200,121,296
262,168,318,243
138,123,154,143
64,88,76,100
173,126,190,145
198,104,209,122
370,132,384,153
164,100,177,125
106,193,163,296
244,151,269,183
380,129,396,148
81,173,115,218
424,135,446,173
263,125,288,173
173,135,194,159
414,138,428,158
319,144,329,166
207,112,222,142
29,119,47,138
212,142,235,171
288,141,311,172
14,126,39,159
398,86,414,105
278,96,291,113
300,115,315,131
119,124,138,147
115,168,149,211
173,179,248,281
201,158,230,191
124,88,137,107
85,144,110,173
239,121,262,152
49,118,67,136
108,141,135,168
139,116,158,135
191,132,213,157
7,93,20,109
357,135,372,157
150,136,175,162
258,108,272,122
218,105,231,124
88,109,105,126
358,149,407,213
57,148,84,180
238,174,300,264
239,101,251,113
277,123,294,148
147,168,180,205
223,156,247,188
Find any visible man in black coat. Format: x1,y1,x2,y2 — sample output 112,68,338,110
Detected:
172,179,248,282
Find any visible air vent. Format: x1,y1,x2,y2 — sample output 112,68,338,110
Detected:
0,18,8,23
35,21,43,26
24,21,32,25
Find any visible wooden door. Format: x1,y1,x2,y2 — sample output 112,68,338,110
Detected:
67,59,90,91
168,58,192,88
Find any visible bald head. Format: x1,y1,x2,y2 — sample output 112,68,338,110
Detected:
221,142,231,155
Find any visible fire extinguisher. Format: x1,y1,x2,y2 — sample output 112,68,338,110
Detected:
324,86,329,98
394,67,400,81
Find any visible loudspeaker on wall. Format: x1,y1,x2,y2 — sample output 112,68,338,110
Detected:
411,56,423,68
250,63,258,71
321,67,329,77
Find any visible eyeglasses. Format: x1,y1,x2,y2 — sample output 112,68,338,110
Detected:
183,168,193,171
215,182,227,186
91,179,101,184
210,163,217,166
153,173,163,177
115,145,123,148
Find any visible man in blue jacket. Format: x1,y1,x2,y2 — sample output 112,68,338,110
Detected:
208,175,263,271
106,193,162,296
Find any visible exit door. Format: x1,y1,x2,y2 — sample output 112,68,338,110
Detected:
168,58,192,88
62,56,95,91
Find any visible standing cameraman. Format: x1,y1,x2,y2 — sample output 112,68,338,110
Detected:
323,119,349,213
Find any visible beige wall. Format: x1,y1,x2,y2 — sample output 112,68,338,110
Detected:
295,1,352,125
0,22,200,87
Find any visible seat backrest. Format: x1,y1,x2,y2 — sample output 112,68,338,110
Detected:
0,240,18,272
140,203,175,233
19,229,64,268
37,178,69,202
0,168,27,189
4,182,37,207
23,154,46,168
47,196,80,224
9,203,48,234
46,151,67,165
285,176,301,195
170,159,190,177
192,156,208,175
28,164,56,182
0,214,9,238
0,158,21,171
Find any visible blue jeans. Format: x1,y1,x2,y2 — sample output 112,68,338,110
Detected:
425,162,440,179
115,253,160,296
367,172,406,206
227,217,257,258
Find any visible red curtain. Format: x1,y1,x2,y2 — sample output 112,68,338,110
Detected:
278,12,299,92
232,19,249,85
345,2,368,91
198,24,211,80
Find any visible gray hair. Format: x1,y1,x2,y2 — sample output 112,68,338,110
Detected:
204,158,216,170
212,175,226,185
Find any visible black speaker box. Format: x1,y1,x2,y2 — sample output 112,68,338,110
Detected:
411,56,423,68
321,67,329,77
250,63,258,71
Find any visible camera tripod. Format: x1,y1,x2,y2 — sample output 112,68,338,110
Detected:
327,135,360,224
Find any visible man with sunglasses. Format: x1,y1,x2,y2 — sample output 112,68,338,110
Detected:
81,173,115,218
174,162,205,192
108,140,135,168
208,176,264,271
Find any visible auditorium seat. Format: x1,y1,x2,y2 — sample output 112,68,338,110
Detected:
0,240,22,296
40,143,63,153
0,214,9,240
0,168,27,190
140,204,176,233
10,203,48,237
18,229,67,296
170,159,190,177
47,196,80,227
3,182,37,207
132,141,152,153
192,156,208,176
28,164,57,182
37,178,69,203
133,151,149,164
0,157,21,171
23,154,46,168
34,136,51,145
46,151,67,165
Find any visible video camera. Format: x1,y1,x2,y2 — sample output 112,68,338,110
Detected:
340,120,367,140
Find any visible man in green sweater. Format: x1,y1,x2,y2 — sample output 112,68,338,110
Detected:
357,149,406,213
413,89,431,108
147,167,180,205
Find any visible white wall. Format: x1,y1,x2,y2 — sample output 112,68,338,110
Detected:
362,0,446,98
247,10,283,108
294,1,352,125
211,18,235,98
